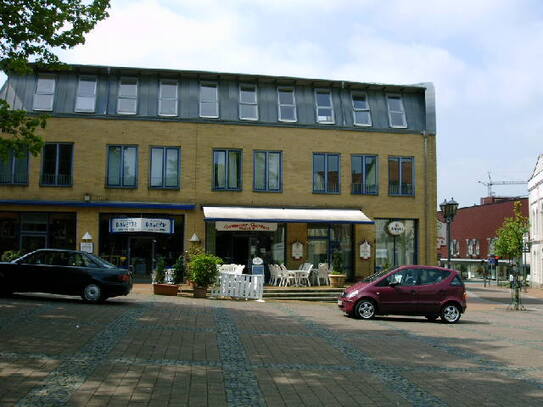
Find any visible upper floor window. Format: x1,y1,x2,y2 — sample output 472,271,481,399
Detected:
0,151,28,185
150,147,180,188
313,153,340,193
352,92,372,126
351,155,377,195
200,82,218,118
277,88,297,122
41,143,73,186
117,78,138,115
33,75,55,111
213,149,241,191
75,76,97,113
254,151,281,192
239,84,258,120
107,145,137,187
386,94,407,128
388,156,414,196
315,89,334,124
159,80,178,116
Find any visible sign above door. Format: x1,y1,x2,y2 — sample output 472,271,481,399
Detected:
110,218,174,234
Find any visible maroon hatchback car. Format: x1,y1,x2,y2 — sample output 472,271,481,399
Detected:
338,266,467,323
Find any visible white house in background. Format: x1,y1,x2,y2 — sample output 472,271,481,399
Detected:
528,154,543,288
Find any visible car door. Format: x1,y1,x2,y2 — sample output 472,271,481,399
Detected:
14,251,52,292
374,268,418,314
415,268,451,315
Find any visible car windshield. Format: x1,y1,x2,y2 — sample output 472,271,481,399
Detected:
86,253,117,269
362,267,396,282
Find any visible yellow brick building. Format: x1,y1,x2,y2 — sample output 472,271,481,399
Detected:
0,65,436,281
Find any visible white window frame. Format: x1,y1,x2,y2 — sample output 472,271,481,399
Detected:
351,91,372,126
277,87,297,122
158,79,178,117
117,77,138,115
33,75,56,111
239,84,258,121
199,82,219,118
75,76,97,113
386,93,407,128
314,88,335,124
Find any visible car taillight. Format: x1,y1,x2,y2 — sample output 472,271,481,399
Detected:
118,273,131,282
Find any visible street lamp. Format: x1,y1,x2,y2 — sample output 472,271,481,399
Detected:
440,198,459,269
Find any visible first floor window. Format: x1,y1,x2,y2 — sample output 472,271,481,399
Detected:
214,149,241,190
150,147,180,188
388,156,414,196
313,153,340,193
0,151,28,185
254,151,281,192
351,155,377,194
107,145,137,187
41,143,73,186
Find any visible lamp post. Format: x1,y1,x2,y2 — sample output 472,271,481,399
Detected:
440,198,459,269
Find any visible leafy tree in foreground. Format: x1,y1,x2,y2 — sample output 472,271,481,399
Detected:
0,0,110,158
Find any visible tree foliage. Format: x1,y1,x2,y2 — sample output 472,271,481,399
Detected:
0,0,110,157
494,201,529,261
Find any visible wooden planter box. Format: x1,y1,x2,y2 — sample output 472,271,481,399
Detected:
153,283,179,296
329,274,347,288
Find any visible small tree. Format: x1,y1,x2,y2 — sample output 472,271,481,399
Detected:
331,250,344,275
494,201,529,309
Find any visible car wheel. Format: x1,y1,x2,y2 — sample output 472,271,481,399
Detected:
441,303,461,324
354,299,376,320
425,315,439,322
82,284,104,303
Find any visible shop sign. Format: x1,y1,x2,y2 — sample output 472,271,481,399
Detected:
80,242,94,253
110,218,174,234
359,240,371,260
386,221,405,236
215,221,277,232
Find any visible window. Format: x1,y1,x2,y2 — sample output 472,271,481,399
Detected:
200,82,218,118
351,155,377,195
386,94,407,128
41,143,73,186
277,88,297,122
117,78,138,114
0,151,28,185
213,149,242,190
419,269,451,285
33,75,55,111
352,92,372,126
254,151,281,192
150,147,180,188
388,156,414,196
314,89,334,124
107,145,138,187
239,84,258,120
313,153,340,193
159,80,178,116
75,76,97,112
375,219,417,269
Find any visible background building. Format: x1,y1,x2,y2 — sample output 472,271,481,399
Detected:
529,155,543,287
0,65,437,281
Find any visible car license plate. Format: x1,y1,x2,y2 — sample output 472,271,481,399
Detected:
337,299,342,306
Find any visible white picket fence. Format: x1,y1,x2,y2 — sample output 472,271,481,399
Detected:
211,273,264,301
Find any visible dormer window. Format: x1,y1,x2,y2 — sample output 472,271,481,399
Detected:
277,88,297,122
75,76,97,113
200,82,218,118
159,80,178,116
315,89,334,124
33,75,55,111
239,84,258,120
352,91,371,126
386,94,407,128
117,78,138,115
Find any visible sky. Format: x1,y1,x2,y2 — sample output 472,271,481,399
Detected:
3,0,542,208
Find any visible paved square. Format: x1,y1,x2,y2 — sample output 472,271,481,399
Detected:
1,284,543,406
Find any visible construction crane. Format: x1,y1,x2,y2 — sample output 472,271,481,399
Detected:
478,171,527,197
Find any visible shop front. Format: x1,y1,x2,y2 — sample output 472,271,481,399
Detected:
375,218,418,270
99,213,184,277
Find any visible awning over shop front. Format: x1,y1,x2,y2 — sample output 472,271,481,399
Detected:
203,206,374,224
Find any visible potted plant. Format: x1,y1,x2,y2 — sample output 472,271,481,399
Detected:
152,256,179,296
187,253,222,298
329,251,347,288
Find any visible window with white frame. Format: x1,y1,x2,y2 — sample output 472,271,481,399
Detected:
351,91,372,126
200,82,218,118
117,78,138,114
239,84,258,120
75,76,97,112
277,88,297,122
386,94,407,128
33,75,55,111
452,240,460,256
315,89,334,124
159,80,178,116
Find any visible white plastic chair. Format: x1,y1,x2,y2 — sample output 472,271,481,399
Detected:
317,263,330,286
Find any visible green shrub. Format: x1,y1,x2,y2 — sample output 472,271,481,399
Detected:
2,250,23,262
153,256,166,284
331,250,344,275
173,255,185,284
188,253,223,287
